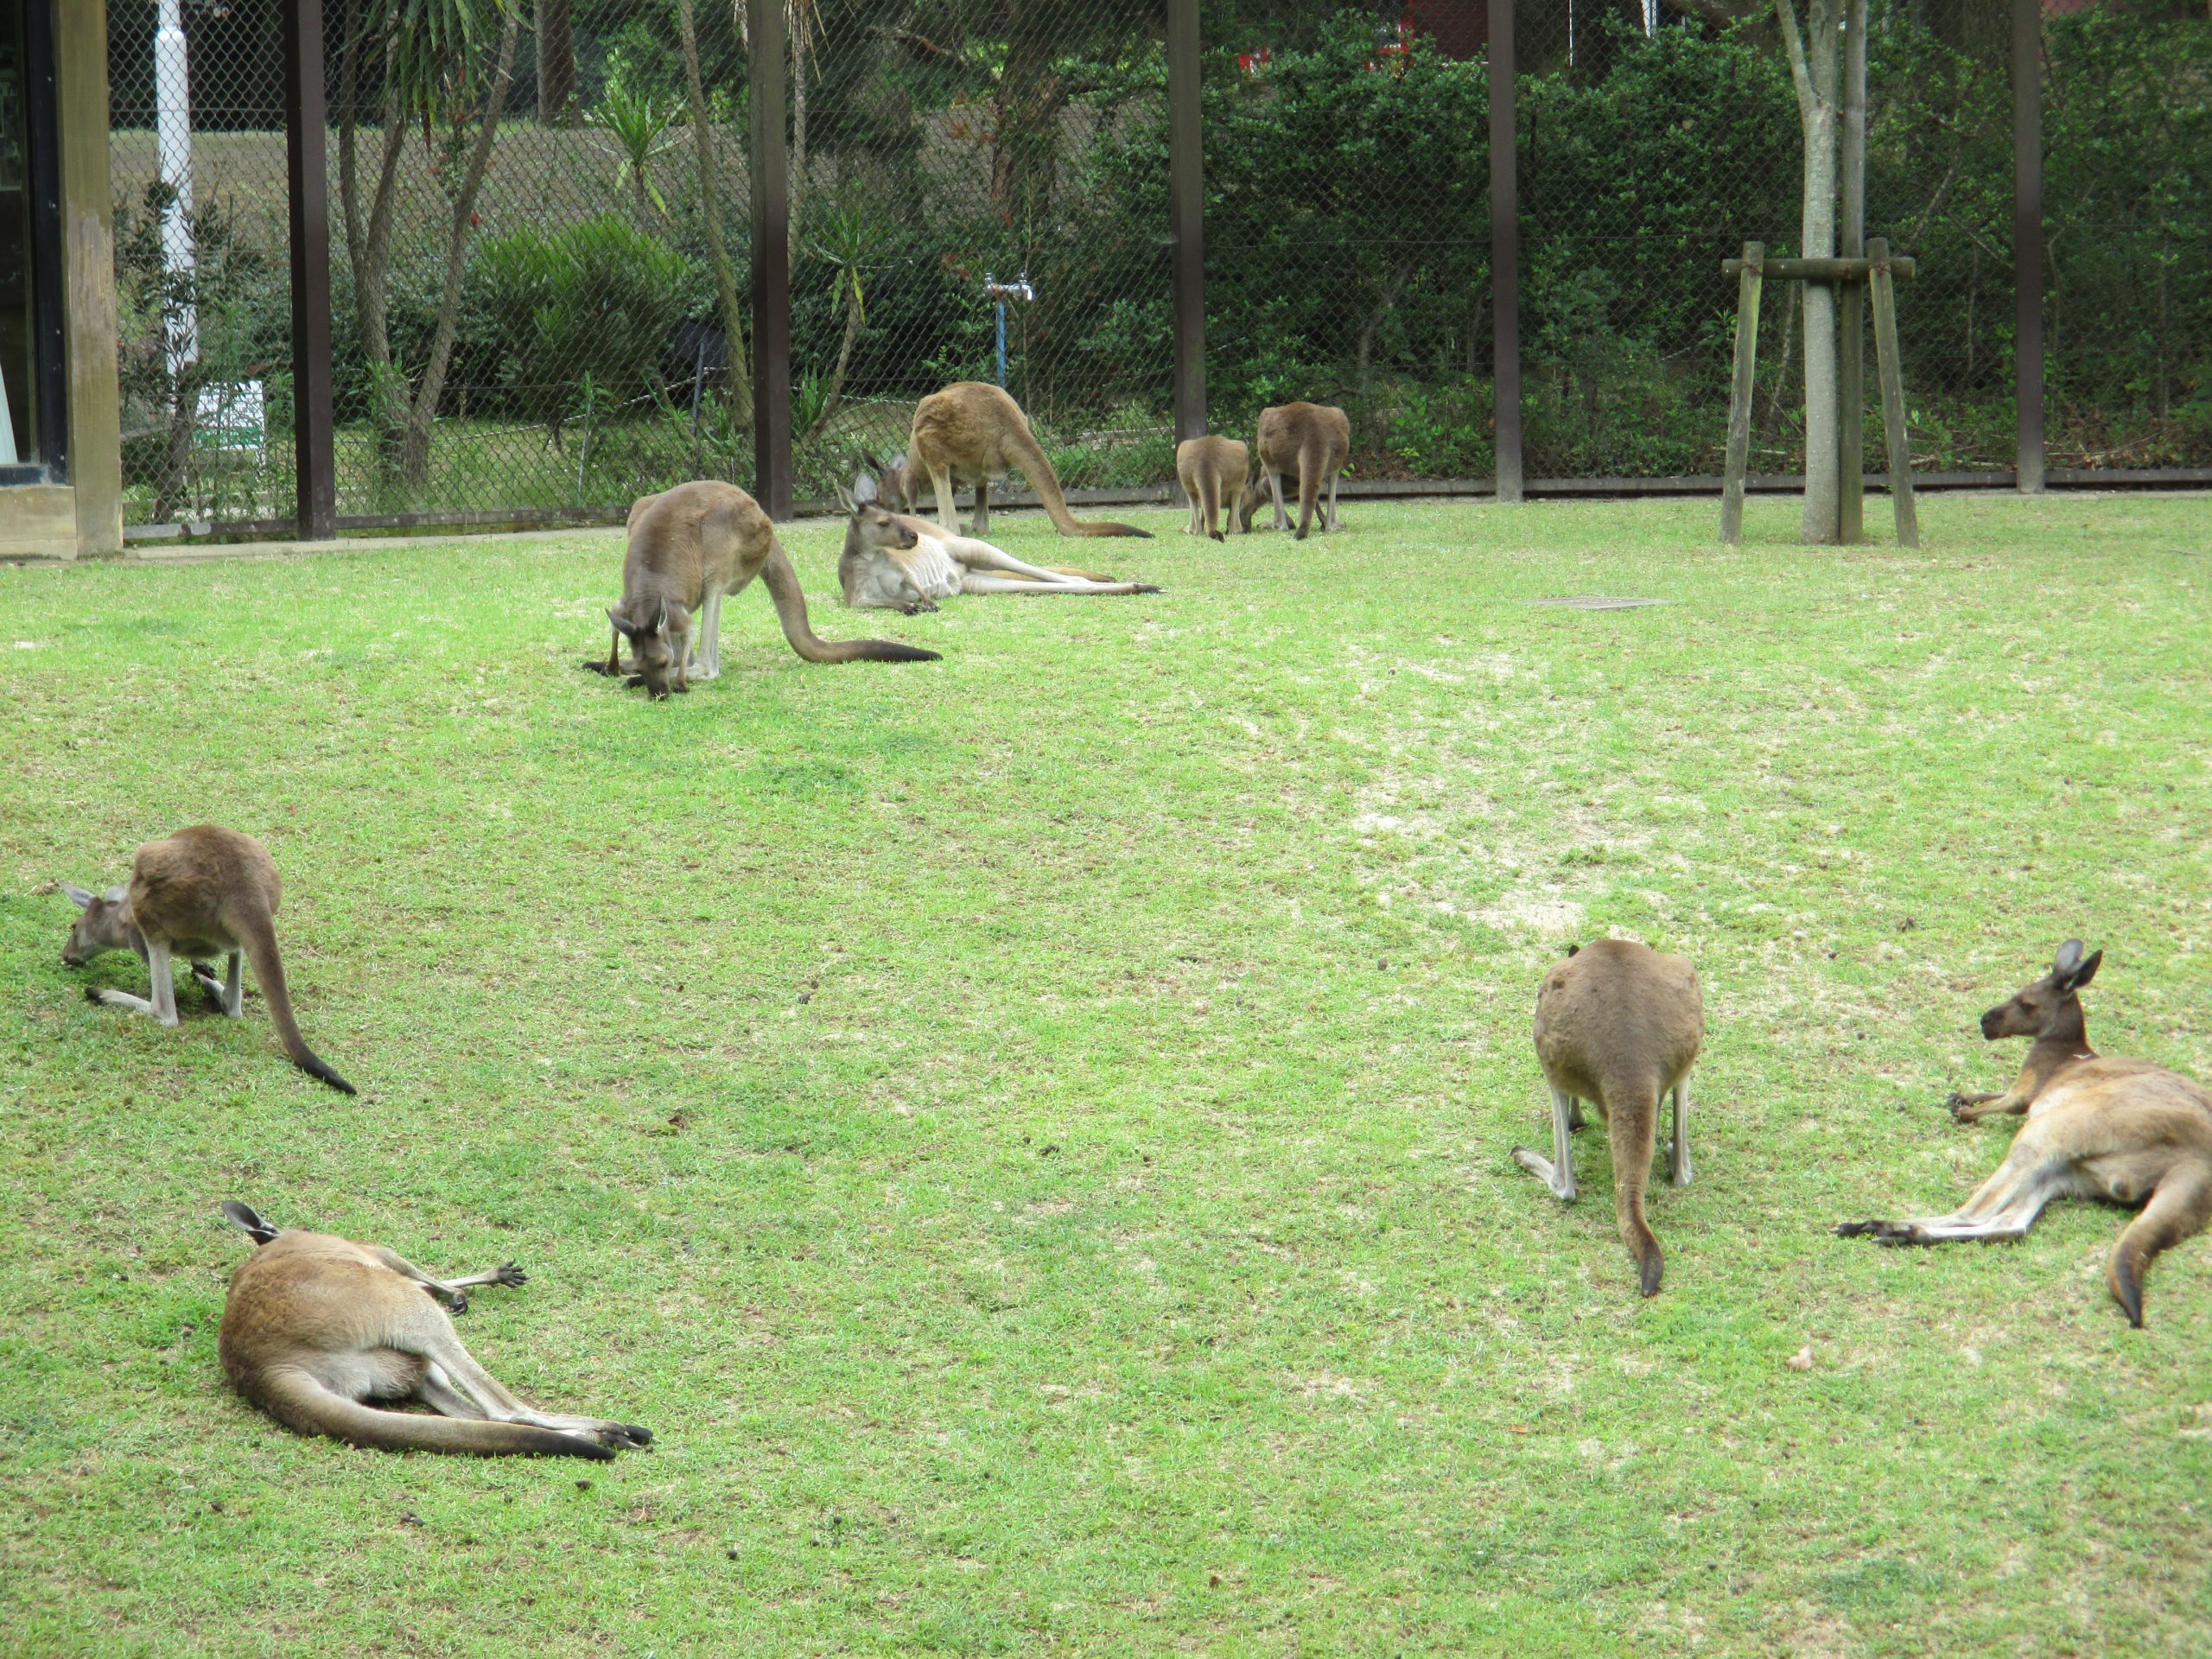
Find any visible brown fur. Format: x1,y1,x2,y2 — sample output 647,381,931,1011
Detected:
62,826,353,1094
594,480,939,698
893,382,1152,539
216,1202,649,1458
1237,404,1351,540
1840,941,2212,1326
1177,436,1249,543
1519,939,1705,1297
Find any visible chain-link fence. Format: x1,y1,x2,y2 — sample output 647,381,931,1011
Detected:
107,1,2211,531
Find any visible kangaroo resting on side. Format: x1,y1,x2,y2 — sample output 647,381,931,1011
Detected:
217,1201,651,1458
63,825,354,1095
1238,403,1350,541
887,382,1152,539
1839,941,2212,1326
592,480,939,699
837,465,1161,612
1516,938,1705,1297
1177,435,1249,543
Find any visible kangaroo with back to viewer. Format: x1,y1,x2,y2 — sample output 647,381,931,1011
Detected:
216,1201,651,1459
1515,938,1706,1297
838,465,1161,612
63,825,354,1095
1238,403,1350,541
887,382,1153,540
593,480,940,698
1839,940,2212,1326
1177,435,1249,543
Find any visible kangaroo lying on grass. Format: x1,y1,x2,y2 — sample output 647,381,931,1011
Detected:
1177,435,1249,542
218,1202,651,1459
837,465,1162,612
1839,941,2212,1326
63,825,353,1095
592,480,939,698
1238,403,1350,540
887,382,1153,539
1516,938,1705,1297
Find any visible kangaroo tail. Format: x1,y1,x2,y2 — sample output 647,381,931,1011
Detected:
2108,1162,2212,1327
1294,441,1325,541
760,542,941,664
1605,1082,1663,1296
249,1366,613,1459
1198,467,1223,542
237,912,354,1095
1005,421,1151,538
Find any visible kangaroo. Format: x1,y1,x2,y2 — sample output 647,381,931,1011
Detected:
62,826,354,1095
1516,938,1705,1297
1177,435,1249,543
216,1201,651,1459
1238,403,1350,541
592,480,939,699
1838,941,2212,1327
837,466,1162,613
887,382,1152,539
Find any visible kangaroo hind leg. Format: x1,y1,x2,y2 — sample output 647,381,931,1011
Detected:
2107,1162,2212,1327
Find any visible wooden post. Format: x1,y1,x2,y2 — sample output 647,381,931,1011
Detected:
283,0,336,539
747,0,792,519
2012,0,2044,493
1167,0,1205,445
54,0,122,553
1838,0,1867,544
1488,0,1522,502
1867,238,1918,549
22,0,67,474
1720,242,1764,546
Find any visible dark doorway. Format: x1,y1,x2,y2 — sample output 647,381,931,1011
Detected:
1,0,67,482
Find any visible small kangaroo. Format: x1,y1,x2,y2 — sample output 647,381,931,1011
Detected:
887,382,1153,539
838,465,1161,613
593,480,939,699
62,825,354,1095
1838,941,2212,1326
1177,435,1249,543
1516,938,1705,1297
1238,403,1350,541
217,1201,651,1459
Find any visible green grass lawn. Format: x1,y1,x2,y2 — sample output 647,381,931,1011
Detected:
3,493,2209,1656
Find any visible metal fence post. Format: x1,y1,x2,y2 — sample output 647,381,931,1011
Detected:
1167,0,1205,446
1488,0,1522,503
748,0,792,519
283,0,335,539
2012,0,2044,493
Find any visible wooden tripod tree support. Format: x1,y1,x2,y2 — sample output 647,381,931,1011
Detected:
1719,238,1920,549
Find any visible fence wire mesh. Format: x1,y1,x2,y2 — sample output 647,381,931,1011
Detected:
105,1,2210,531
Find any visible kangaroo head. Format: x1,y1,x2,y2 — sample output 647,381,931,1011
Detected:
1980,939,2101,1040
60,882,131,966
868,453,914,514
607,598,683,701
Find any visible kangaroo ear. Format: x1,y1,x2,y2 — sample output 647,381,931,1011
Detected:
607,607,641,640
852,469,879,506
2053,938,2084,977
61,883,95,910
1566,943,1580,957
105,886,127,905
650,598,669,635
2063,949,2103,992
221,1200,280,1243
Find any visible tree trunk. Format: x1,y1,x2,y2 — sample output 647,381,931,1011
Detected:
991,10,1068,233
679,0,753,420
790,24,806,276
1777,0,1842,543
334,4,412,483
537,0,578,124
399,16,522,489
805,283,862,442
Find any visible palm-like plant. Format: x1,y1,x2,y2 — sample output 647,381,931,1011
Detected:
585,80,682,219
803,199,890,441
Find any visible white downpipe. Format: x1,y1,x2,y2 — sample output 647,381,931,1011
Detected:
155,0,199,373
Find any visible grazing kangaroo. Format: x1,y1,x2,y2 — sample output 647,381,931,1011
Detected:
217,1201,651,1459
62,826,354,1095
1238,403,1350,541
837,466,1161,612
888,382,1152,539
1516,938,1705,1297
594,480,939,699
1177,435,1249,543
1838,941,2212,1327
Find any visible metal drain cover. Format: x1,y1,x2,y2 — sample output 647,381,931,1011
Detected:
1527,596,1667,611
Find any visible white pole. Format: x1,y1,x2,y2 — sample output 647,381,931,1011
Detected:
155,0,199,374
